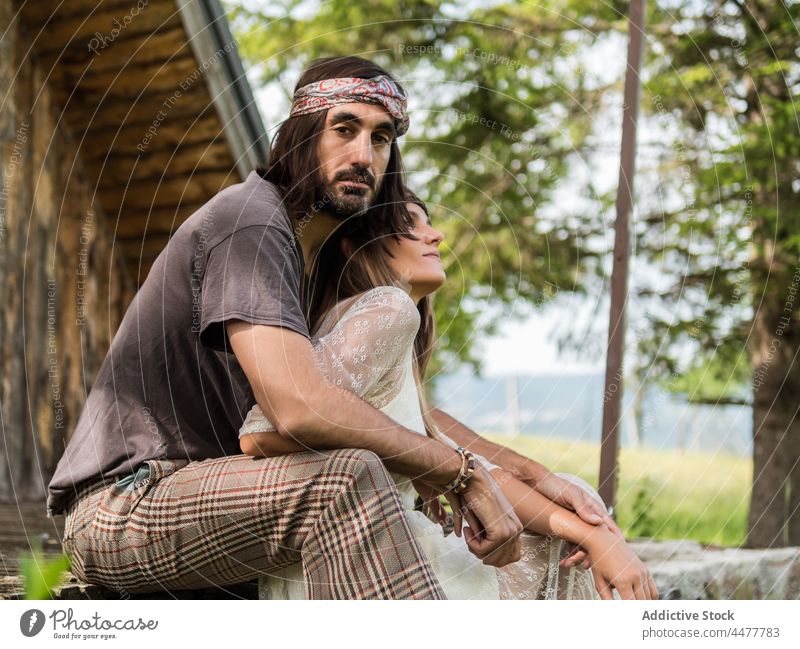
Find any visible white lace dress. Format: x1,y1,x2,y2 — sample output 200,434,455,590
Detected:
239,286,599,600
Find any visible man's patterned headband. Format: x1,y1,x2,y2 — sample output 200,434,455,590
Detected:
289,74,409,137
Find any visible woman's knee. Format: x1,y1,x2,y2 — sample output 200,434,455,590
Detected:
553,472,607,511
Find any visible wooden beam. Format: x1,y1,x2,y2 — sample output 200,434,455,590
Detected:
98,168,237,210
57,83,211,133
22,1,182,59
50,54,200,102
599,0,646,512
75,111,225,159
176,0,269,179
33,25,191,76
86,140,235,185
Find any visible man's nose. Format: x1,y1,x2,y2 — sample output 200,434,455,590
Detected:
348,130,374,170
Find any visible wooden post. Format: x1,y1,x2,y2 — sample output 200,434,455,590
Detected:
506,373,520,437
599,0,646,511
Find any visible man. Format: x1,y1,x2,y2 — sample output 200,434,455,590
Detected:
49,55,609,599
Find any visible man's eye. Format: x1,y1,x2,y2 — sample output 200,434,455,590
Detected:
336,126,351,135
373,134,390,145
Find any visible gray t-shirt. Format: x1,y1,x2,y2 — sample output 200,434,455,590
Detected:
47,171,308,516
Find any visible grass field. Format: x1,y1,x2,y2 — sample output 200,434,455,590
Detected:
483,434,752,548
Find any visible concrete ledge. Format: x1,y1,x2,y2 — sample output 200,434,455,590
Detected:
628,539,800,599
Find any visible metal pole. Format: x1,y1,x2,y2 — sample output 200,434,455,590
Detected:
599,0,646,510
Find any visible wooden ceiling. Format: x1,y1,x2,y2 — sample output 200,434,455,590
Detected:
16,0,266,284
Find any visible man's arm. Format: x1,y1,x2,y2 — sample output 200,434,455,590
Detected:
430,407,621,539
229,319,465,483
429,408,552,485
228,320,524,567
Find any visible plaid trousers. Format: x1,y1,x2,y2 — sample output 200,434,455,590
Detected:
61,449,446,599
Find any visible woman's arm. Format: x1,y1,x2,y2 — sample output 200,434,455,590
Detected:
489,467,597,543
239,431,307,456
491,466,658,600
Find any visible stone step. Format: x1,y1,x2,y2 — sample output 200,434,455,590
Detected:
627,539,800,599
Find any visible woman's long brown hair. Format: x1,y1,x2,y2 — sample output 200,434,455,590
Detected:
306,190,443,441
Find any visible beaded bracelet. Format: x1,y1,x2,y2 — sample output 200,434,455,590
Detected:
453,453,476,494
446,447,476,494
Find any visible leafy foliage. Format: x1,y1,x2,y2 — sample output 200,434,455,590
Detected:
225,0,629,374
19,539,70,600
633,0,800,397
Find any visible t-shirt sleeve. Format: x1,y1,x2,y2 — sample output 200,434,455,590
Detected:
199,224,309,352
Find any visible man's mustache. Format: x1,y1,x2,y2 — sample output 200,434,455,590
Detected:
334,169,375,188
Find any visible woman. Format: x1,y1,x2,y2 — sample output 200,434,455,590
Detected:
239,193,658,600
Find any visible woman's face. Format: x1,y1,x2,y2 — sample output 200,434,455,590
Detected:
386,202,446,302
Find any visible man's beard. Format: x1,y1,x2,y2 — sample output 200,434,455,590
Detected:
317,168,377,220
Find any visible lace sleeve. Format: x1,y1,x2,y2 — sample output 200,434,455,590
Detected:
313,286,420,407
239,286,420,437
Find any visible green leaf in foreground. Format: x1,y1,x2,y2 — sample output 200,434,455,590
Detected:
19,540,71,600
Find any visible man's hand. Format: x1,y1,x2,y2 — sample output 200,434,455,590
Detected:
456,466,524,568
412,479,450,526
532,472,621,534
414,465,523,568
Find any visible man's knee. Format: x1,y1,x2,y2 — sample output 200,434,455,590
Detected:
324,447,391,484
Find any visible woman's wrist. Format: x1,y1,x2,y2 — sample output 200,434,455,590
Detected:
552,508,609,548
580,520,618,551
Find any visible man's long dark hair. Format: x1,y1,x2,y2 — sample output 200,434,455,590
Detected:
256,55,413,234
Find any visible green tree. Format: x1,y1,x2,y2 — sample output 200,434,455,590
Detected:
637,0,800,546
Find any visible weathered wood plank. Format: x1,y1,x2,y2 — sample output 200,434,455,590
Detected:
86,140,235,187
17,0,155,27
1,0,136,502
58,82,211,135
77,111,224,159
97,166,236,210
21,0,183,59
33,25,191,76
50,54,201,105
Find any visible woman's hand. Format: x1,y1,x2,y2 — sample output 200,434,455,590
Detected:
583,526,659,600
457,467,524,567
